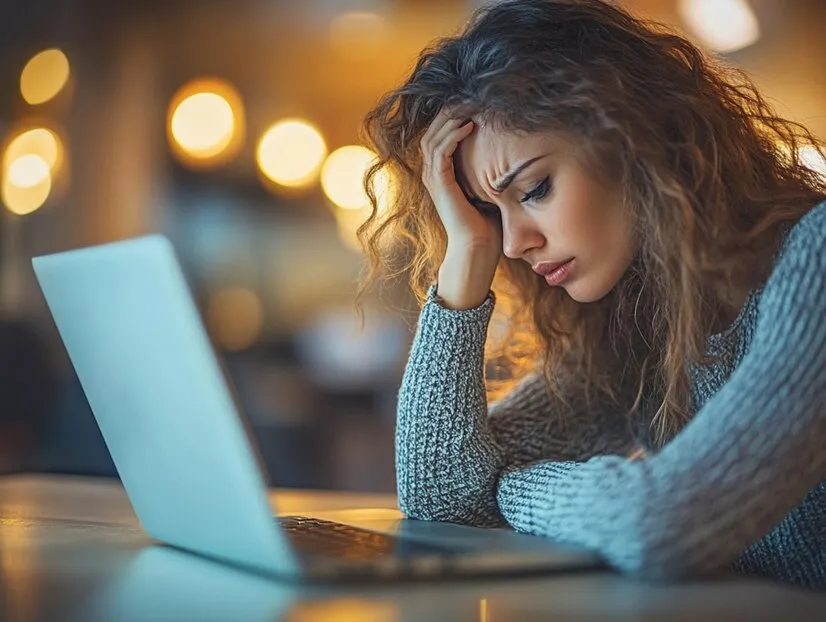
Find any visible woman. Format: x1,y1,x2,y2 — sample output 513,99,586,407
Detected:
359,0,826,587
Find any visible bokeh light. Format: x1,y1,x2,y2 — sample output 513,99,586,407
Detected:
678,0,760,53
207,287,264,351
329,12,393,62
321,145,386,211
321,145,395,251
167,78,245,168
1,127,66,216
20,48,70,105
6,154,50,188
2,163,52,216
3,128,63,174
172,93,233,154
800,144,826,181
256,119,327,188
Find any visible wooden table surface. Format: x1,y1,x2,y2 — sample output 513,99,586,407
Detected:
1,474,825,621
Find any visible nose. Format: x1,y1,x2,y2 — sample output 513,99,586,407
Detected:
501,212,544,260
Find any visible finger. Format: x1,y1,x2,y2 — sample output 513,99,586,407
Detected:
422,120,473,189
421,120,472,188
431,121,474,178
423,118,471,173
419,108,450,151
427,117,470,159
420,108,460,154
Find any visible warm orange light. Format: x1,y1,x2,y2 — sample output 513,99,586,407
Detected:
20,48,70,104
800,144,826,181
321,146,396,252
3,128,63,175
2,159,52,216
6,154,50,189
321,146,394,211
257,119,327,188
678,0,760,53
1,127,66,215
167,78,245,168
289,597,400,622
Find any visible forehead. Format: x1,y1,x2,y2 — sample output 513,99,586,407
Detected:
455,123,566,192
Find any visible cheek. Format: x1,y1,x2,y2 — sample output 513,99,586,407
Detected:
547,173,604,241
576,183,623,239
550,198,602,247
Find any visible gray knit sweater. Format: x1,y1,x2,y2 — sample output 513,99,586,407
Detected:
396,201,826,588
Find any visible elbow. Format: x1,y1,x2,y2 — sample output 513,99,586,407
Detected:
397,499,456,523
394,441,505,527
396,486,475,524
396,478,504,527
395,460,465,522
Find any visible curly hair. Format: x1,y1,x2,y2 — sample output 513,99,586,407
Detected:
357,0,826,448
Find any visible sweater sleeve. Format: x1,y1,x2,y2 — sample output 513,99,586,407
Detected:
496,209,826,580
395,286,635,527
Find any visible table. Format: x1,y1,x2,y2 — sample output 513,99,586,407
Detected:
1,474,824,621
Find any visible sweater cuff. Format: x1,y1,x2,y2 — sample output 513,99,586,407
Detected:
417,283,495,342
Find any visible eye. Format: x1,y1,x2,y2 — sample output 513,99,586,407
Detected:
470,198,501,218
520,176,551,203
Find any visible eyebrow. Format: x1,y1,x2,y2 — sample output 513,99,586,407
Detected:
492,155,546,193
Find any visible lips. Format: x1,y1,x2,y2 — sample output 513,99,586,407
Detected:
532,258,574,276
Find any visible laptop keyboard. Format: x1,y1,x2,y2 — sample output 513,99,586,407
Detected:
277,516,398,560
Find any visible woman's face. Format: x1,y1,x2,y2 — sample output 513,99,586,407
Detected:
455,123,637,303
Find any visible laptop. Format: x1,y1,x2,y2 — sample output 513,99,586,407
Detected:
32,235,602,581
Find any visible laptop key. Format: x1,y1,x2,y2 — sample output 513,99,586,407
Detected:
276,516,450,563
277,516,395,558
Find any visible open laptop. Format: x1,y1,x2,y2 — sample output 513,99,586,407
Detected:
32,235,602,582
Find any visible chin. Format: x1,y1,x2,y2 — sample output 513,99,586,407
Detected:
565,287,601,304
563,276,615,304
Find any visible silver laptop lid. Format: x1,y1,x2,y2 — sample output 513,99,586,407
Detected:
33,235,299,576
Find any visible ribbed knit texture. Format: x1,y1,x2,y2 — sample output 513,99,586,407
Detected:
396,201,826,588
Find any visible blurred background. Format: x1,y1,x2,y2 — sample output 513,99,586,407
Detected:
0,0,823,492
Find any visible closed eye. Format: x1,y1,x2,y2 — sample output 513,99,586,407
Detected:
456,174,500,218
520,176,551,203
470,198,500,217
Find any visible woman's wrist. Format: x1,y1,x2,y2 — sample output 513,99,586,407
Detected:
436,246,498,310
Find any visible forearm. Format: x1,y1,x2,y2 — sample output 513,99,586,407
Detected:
395,288,505,526
396,286,636,526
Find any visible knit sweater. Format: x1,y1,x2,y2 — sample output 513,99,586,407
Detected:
396,200,826,589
